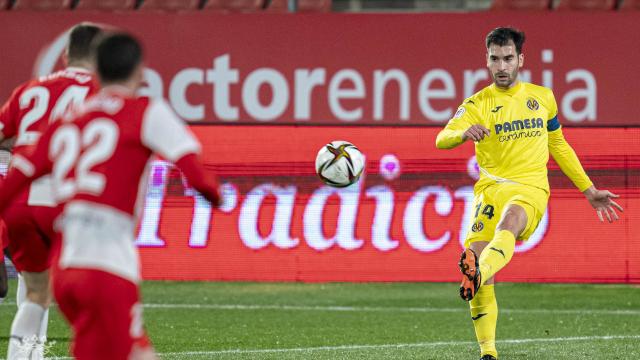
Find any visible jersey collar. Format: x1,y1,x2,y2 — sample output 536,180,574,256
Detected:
65,66,92,74
490,81,523,97
101,85,135,97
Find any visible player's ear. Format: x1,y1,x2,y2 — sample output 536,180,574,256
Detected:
63,48,69,67
518,53,524,68
132,63,145,91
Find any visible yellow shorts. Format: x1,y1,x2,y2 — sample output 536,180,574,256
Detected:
464,182,549,247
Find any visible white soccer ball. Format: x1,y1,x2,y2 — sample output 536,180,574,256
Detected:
315,140,365,187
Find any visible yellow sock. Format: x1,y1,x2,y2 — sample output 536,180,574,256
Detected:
470,284,498,358
479,230,515,286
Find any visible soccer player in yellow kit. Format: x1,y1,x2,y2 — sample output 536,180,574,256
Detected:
435,27,624,360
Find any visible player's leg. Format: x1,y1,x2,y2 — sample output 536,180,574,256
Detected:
14,272,51,359
461,203,526,300
30,206,62,350
0,221,8,303
461,184,542,296
467,241,498,360
19,271,51,306
477,182,548,288
460,186,498,301
458,185,503,360
476,203,527,287
5,206,52,360
8,271,51,360
15,272,49,353
461,184,547,360
54,268,157,360
16,272,26,306
0,257,7,304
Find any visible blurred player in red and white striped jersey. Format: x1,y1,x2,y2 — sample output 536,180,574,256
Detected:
0,23,102,359
0,32,222,359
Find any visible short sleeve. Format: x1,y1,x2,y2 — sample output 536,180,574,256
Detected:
140,99,201,163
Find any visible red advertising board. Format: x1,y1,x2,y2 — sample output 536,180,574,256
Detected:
1,12,639,126
136,126,640,283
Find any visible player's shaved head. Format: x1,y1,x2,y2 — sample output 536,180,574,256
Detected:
95,33,143,84
486,27,525,54
67,23,102,62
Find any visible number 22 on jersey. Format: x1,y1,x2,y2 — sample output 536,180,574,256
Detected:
50,118,119,201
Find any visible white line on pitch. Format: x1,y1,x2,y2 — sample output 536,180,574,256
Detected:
2,301,639,315
140,303,640,316
40,334,640,360
157,334,640,357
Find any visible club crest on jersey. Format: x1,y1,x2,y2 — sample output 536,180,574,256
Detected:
454,107,466,118
471,221,484,232
526,98,540,111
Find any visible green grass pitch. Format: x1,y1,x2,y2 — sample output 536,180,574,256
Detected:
1,280,639,359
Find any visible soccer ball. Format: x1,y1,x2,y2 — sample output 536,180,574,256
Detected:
315,141,365,187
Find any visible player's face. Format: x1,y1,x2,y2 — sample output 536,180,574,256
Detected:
486,41,524,89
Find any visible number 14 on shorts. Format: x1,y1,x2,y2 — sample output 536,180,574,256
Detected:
475,202,495,219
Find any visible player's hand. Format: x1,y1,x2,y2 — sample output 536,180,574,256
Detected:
215,183,236,210
212,194,223,208
462,125,491,142
583,187,623,223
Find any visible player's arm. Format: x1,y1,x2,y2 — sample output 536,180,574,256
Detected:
547,116,592,191
174,154,220,206
141,99,221,206
0,125,54,213
0,138,15,151
435,102,489,149
547,114,622,222
0,85,26,146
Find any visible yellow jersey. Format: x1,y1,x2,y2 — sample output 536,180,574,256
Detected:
436,82,592,193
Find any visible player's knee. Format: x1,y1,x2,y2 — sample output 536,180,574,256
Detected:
24,273,52,307
26,290,52,308
497,206,527,236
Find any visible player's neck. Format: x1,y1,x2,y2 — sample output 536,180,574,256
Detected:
495,79,520,91
66,60,93,72
493,80,522,96
102,81,138,96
